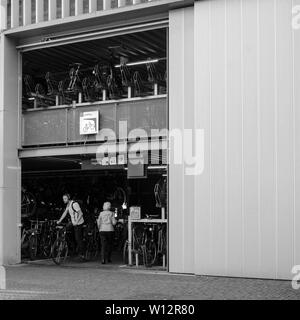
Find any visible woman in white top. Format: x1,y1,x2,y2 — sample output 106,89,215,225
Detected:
97,202,117,264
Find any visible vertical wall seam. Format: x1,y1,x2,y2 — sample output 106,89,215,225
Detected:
181,10,186,273
291,0,296,269
257,0,262,276
240,0,245,277
208,0,213,272
193,4,198,274
224,0,228,275
274,0,279,279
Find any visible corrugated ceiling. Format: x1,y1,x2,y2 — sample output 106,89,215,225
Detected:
23,28,167,81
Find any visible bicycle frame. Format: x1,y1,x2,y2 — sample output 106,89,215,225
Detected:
66,63,82,93
133,71,144,97
93,63,110,91
21,189,36,218
120,62,132,88
146,60,164,84
132,225,146,253
45,72,57,96
51,225,69,265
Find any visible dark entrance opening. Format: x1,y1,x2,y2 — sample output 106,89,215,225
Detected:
21,156,167,269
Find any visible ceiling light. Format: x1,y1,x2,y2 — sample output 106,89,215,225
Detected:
115,59,159,68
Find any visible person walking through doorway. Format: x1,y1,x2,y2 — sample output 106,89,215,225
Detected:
57,193,86,261
97,202,116,264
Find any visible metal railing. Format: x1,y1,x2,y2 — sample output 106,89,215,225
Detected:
0,0,156,31
22,96,167,147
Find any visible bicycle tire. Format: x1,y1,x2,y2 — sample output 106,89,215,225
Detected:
122,241,129,265
41,236,52,258
144,240,157,267
51,239,68,265
123,241,139,265
28,234,38,260
85,236,99,261
21,191,37,218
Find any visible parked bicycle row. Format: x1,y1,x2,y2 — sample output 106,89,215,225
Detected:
21,194,167,268
124,222,167,268
23,57,167,109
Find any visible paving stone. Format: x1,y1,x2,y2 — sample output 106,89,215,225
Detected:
1,262,300,300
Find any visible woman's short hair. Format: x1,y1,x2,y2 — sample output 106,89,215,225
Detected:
103,202,111,211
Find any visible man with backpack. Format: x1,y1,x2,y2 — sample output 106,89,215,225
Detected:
57,193,86,261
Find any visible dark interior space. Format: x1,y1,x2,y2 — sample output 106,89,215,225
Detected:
22,28,167,108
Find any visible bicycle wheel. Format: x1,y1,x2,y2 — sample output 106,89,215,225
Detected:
114,222,124,250
41,236,52,258
51,239,68,265
85,236,99,261
123,240,135,265
28,234,38,260
123,241,138,265
123,241,129,265
144,240,157,267
21,192,37,218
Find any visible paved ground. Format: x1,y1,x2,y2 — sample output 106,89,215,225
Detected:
0,260,300,300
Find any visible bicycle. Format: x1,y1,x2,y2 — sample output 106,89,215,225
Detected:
133,71,145,97
23,74,36,98
106,186,127,212
51,224,69,265
146,58,165,85
21,188,37,218
45,72,71,105
21,220,42,260
92,63,110,97
39,220,57,258
21,225,37,260
28,220,45,259
120,61,133,97
123,223,147,266
82,77,96,102
45,72,58,96
66,63,82,94
143,224,158,267
157,224,167,266
82,121,96,134
154,177,167,209
113,220,126,251
84,221,100,261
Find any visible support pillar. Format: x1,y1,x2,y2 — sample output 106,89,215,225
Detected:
0,34,21,265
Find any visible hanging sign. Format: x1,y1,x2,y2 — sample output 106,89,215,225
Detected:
80,111,99,135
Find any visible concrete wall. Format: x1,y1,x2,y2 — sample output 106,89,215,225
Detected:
169,0,300,279
0,34,21,265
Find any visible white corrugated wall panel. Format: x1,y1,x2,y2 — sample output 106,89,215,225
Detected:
275,0,294,280
241,0,260,278
193,0,212,276
191,0,297,279
258,0,277,279
226,0,244,277
169,7,195,274
294,0,300,273
209,0,227,276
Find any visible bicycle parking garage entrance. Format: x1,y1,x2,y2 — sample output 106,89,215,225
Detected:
19,25,169,271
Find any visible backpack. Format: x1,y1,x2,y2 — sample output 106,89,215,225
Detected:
71,200,92,224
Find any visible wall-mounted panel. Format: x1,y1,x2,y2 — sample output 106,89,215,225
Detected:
192,0,298,280
22,97,167,146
